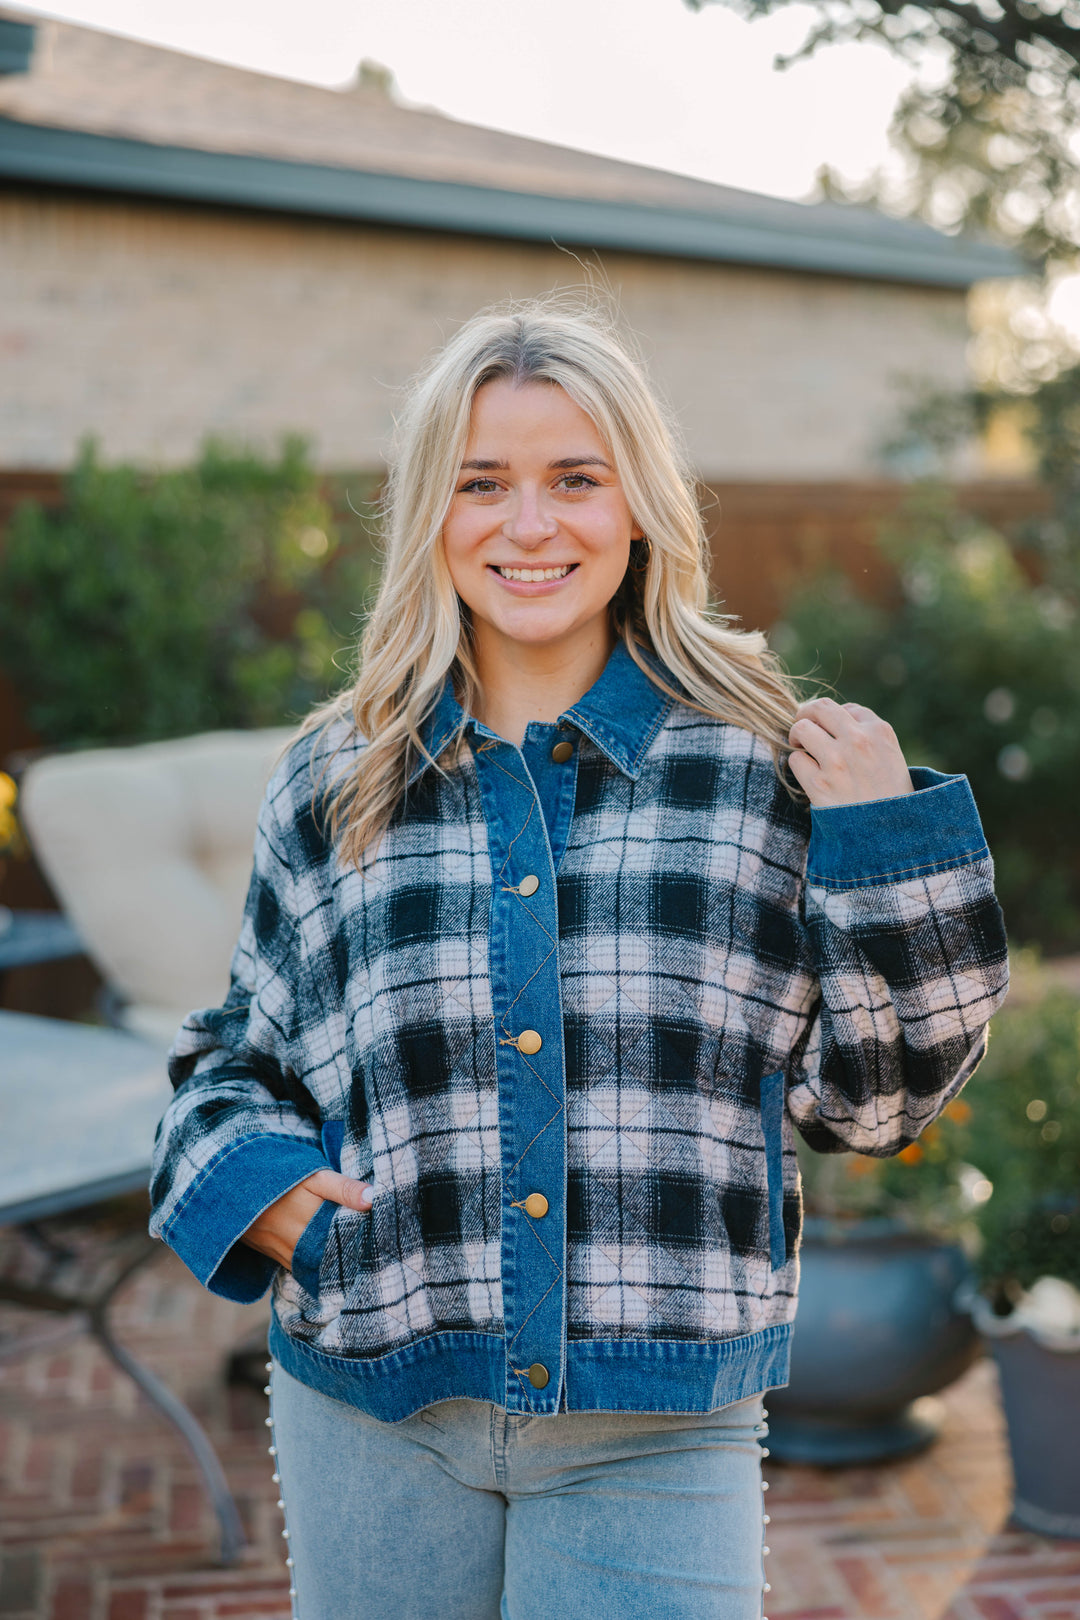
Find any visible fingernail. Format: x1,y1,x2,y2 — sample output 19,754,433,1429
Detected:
358,1183,374,1208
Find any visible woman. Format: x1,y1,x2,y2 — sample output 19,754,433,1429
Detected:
150,299,1009,1619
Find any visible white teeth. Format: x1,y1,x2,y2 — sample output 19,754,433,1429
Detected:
495,565,573,581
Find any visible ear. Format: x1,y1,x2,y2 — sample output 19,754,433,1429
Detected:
630,518,644,541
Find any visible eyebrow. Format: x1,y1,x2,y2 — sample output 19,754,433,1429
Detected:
459,455,612,472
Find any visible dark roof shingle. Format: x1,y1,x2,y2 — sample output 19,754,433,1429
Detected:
0,8,1024,286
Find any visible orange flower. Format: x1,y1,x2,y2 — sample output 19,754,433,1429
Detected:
944,1099,973,1125
898,1143,924,1165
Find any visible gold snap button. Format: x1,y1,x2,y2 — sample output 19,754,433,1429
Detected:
518,874,539,897
515,1029,542,1055
524,1193,549,1218
527,1363,550,1389
550,740,574,763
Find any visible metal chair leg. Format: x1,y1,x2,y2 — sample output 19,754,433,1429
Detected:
1,1240,248,1566
87,1244,248,1567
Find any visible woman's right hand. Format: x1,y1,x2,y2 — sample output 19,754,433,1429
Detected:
241,1170,374,1270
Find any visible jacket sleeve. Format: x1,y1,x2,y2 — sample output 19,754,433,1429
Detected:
787,768,1009,1156
148,774,330,1301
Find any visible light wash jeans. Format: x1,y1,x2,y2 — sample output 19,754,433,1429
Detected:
268,1361,771,1620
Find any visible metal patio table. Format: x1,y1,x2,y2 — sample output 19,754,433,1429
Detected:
0,1009,246,1563
0,908,85,991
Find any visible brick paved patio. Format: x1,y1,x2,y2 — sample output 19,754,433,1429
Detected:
1,1207,1077,1620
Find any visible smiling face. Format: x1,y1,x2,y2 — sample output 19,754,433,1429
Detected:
442,377,641,668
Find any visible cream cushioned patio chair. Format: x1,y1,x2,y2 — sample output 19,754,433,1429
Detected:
21,729,293,1047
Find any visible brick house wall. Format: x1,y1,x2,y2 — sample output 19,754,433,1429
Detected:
1,190,974,480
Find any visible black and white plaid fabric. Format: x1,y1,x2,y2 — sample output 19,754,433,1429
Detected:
150,647,1008,1414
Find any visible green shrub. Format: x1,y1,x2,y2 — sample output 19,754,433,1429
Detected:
0,438,380,746
962,988,1080,1300
772,485,1080,949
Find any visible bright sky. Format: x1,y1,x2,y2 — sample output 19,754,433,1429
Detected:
14,0,921,203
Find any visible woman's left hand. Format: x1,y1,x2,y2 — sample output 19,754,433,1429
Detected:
787,697,913,809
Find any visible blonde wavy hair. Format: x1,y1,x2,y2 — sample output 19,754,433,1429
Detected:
304,296,799,866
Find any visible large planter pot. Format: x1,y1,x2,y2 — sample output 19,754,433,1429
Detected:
767,1218,979,1465
971,1293,1080,1538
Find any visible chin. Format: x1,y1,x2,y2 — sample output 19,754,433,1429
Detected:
495,616,576,646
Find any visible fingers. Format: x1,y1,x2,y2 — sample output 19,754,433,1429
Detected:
789,698,843,765
790,698,897,758
787,695,911,808
791,696,864,738
792,696,842,737
785,747,823,797
787,714,838,768
302,1168,374,1212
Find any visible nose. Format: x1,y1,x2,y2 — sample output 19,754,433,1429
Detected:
502,487,558,551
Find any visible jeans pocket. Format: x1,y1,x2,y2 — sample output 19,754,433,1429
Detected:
760,1069,787,1270
290,1199,337,1297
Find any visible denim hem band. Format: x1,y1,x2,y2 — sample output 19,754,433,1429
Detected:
268,1317,793,1422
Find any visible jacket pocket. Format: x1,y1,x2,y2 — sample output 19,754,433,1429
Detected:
760,1069,787,1270
321,1119,345,1171
290,1198,337,1297
290,1118,347,1296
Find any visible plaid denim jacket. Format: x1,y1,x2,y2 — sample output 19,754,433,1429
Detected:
150,643,1009,1420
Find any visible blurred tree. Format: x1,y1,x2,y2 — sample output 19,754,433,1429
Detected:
685,0,1080,387
685,0,1079,255
688,0,1080,950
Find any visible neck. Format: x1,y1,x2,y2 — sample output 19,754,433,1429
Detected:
470,622,616,745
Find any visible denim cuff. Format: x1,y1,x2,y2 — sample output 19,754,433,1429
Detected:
806,768,989,891
161,1134,329,1304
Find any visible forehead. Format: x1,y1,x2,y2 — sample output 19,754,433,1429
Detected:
466,378,605,451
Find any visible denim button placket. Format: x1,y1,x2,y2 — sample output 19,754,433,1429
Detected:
471,729,570,1413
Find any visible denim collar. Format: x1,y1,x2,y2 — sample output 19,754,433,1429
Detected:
411,639,675,786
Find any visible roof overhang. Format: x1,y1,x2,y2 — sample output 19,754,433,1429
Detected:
0,18,34,74
0,114,1028,287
